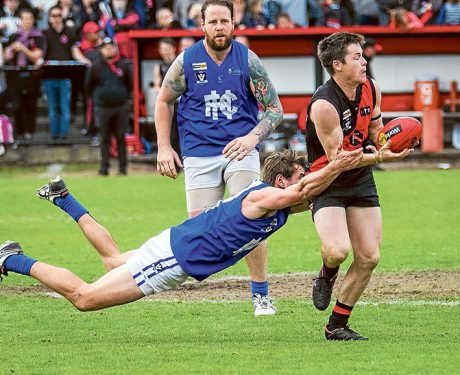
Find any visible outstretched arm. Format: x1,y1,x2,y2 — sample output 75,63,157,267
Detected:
242,148,364,219
155,52,186,179
223,50,283,161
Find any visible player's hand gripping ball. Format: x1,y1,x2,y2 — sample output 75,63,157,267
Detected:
378,117,422,152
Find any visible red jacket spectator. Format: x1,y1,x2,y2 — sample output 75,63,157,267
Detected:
389,7,431,29
99,0,139,60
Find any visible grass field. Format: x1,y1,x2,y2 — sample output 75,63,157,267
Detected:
1,168,459,374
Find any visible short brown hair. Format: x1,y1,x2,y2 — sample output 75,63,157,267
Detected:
317,32,364,76
201,0,233,21
262,149,306,186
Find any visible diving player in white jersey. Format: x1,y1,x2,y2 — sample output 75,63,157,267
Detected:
0,147,363,312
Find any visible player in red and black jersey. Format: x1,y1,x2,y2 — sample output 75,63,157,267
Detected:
305,32,412,341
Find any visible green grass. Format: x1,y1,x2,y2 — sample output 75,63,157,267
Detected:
1,298,459,374
1,168,459,374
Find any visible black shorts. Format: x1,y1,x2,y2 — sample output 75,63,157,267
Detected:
311,177,380,216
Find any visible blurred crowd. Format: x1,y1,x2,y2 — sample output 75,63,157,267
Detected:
0,0,459,143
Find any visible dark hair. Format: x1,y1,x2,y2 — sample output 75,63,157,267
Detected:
18,8,34,18
262,149,306,185
317,32,364,76
159,37,177,47
48,5,62,16
201,0,234,22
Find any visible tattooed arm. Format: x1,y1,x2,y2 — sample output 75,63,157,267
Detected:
248,49,283,141
155,52,186,179
223,49,283,161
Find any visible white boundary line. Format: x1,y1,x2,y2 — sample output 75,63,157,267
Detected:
42,271,459,306
139,299,460,306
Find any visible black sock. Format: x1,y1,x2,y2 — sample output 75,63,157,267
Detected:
328,300,353,330
320,264,339,280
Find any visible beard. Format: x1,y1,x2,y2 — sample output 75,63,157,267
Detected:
205,31,232,51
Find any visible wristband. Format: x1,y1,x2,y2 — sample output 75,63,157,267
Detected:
371,113,382,121
375,152,384,164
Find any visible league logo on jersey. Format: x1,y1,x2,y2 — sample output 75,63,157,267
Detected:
204,90,238,120
261,218,278,233
192,62,207,71
342,109,352,133
196,72,208,84
360,106,371,116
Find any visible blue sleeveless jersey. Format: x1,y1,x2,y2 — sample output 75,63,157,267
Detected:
170,180,290,281
177,39,259,157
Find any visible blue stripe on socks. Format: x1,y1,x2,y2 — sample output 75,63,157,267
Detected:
4,254,37,276
54,194,89,222
251,281,269,296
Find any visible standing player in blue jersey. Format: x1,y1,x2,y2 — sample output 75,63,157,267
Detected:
0,147,363,312
155,0,284,315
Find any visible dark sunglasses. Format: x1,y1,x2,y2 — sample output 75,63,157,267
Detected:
50,13,62,18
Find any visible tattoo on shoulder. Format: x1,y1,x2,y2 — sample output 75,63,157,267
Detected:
248,50,283,141
163,53,186,95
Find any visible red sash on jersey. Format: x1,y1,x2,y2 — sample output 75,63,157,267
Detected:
309,78,375,172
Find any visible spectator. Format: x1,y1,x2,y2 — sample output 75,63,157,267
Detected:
275,11,300,28
85,37,132,176
186,2,202,28
59,0,86,115
341,0,357,24
29,0,54,30
233,0,247,29
152,37,179,155
79,21,101,61
264,0,282,25
42,5,91,140
153,38,176,93
355,0,380,25
154,7,182,29
0,42,6,114
144,0,157,28
132,0,148,28
58,0,84,31
242,0,273,29
80,0,101,26
362,37,382,79
99,0,140,61
0,0,23,43
307,0,325,26
4,8,43,140
173,0,203,28
389,7,425,29
276,0,308,26
79,21,102,140
234,34,250,46
411,0,443,24
436,0,460,25
377,0,413,25
323,0,352,28
178,36,195,53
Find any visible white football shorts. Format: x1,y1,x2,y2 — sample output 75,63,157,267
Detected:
126,229,189,296
183,150,260,191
